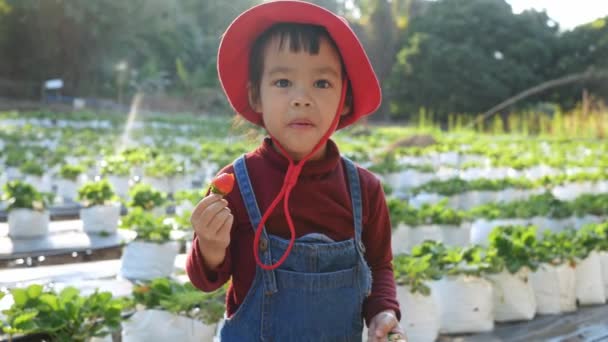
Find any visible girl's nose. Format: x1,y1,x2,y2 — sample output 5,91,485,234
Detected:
290,91,312,108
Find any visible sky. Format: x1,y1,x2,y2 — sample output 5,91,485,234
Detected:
507,0,608,30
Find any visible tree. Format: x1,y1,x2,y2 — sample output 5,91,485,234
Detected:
388,0,560,121
551,17,608,108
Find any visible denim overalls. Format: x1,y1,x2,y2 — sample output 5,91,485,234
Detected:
220,155,372,341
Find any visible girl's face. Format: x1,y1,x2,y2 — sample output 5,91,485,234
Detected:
251,36,349,161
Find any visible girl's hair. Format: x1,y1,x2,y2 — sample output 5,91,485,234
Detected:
248,23,353,111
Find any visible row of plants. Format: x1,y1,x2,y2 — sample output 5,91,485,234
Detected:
4,111,607,178
388,192,608,226
409,169,608,196
0,278,226,342
392,222,608,340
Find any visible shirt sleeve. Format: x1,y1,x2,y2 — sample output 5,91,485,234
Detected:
186,234,232,292
360,172,402,326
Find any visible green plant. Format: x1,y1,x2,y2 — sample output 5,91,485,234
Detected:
59,164,85,181
0,284,128,342
174,189,205,205
128,183,167,210
100,156,131,176
417,200,463,226
120,208,173,243
19,160,45,177
144,155,185,178
77,180,118,208
411,241,502,277
132,278,225,325
393,254,442,296
536,229,582,266
488,225,540,274
386,197,419,227
1,180,47,212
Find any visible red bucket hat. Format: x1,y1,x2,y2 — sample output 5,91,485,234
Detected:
217,0,381,129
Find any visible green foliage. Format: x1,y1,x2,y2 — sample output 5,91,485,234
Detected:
77,180,117,208
128,183,167,210
59,164,85,181
120,208,173,243
174,189,205,205
468,191,574,219
19,160,44,176
100,156,131,177
131,278,225,325
144,155,185,178
488,225,540,274
416,199,464,225
1,180,47,211
393,254,442,296
0,284,128,342
389,0,560,119
536,229,582,266
411,241,502,277
386,197,419,227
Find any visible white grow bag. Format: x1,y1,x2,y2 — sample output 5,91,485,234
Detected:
431,275,494,334
107,175,130,198
80,203,121,234
391,223,410,256
8,209,50,238
56,178,81,201
122,309,217,342
439,223,471,248
530,263,576,315
575,251,606,306
120,241,179,280
601,252,608,300
487,268,536,322
397,285,439,342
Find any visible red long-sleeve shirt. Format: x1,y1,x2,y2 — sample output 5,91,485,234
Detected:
186,137,401,325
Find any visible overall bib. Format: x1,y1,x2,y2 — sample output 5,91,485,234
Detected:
220,155,372,341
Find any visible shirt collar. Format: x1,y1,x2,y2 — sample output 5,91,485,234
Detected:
256,136,340,177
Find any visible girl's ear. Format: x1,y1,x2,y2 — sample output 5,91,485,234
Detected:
340,101,351,116
248,83,262,113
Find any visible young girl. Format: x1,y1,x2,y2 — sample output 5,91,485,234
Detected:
186,1,406,341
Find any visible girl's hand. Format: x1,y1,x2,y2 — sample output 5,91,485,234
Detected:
190,194,233,268
367,310,407,342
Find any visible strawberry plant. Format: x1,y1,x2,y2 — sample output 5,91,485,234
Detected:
120,208,173,243
0,284,128,342
19,160,44,176
386,197,419,228
174,189,206,205
536,229,582,266
128,183,167,210
59,164,85,181
393,254,442,296
132,278,225,325
411,241,502,277
488,225,539,274
417,200,464,225
144,155,185,178
77,180,118,208
100,156,131,176
1,180,48,212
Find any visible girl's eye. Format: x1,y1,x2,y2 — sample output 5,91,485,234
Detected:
314,80,331,89
274,79,291,87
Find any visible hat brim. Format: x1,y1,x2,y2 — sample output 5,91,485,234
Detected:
217,0,381,129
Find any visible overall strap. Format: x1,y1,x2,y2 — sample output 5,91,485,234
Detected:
233,155,278,295
341,156,365,256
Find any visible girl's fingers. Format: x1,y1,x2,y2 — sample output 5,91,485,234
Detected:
190,194,223,221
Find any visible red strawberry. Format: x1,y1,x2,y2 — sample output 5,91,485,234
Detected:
210,173,235,196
